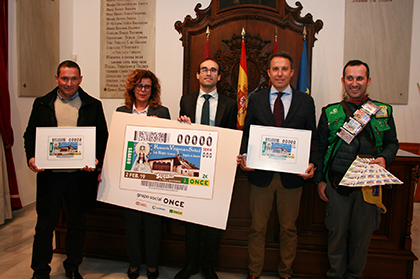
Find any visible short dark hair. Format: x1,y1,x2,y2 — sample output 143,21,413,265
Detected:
197,58,220,74
267,51,294,69
57,60,81,76
343,60,370,79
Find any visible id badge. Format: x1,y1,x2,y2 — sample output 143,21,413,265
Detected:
362,101,380,115
337,127,355,144
353,109,371,126
343,117,363,135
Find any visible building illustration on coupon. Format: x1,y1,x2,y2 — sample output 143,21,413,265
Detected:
120,126,218,200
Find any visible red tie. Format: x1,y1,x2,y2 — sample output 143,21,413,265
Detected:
273,92,284,127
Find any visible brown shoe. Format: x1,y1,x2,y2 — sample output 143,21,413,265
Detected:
246,275,259,279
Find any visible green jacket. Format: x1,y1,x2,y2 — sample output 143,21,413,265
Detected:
314,100,398,183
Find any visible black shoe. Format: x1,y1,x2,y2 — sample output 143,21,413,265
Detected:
127,267,140,279
147,268,159,279
201,265,218,279
65,270,83,279
174,265,199,279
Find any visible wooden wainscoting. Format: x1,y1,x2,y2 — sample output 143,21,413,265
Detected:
399,143,420,202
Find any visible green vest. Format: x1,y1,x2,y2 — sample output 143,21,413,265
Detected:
322,101,392,180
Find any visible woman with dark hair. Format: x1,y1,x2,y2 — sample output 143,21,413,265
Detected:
116,69,170,279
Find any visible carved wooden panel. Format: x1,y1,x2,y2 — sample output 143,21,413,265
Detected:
174,0,323,98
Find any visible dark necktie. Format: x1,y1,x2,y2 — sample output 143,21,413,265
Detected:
273,92,284,127
201,94,212,125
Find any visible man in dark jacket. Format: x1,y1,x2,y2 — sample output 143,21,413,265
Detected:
24,60,108,279
314,60,398,278
238,51,318,279
175,58,237,279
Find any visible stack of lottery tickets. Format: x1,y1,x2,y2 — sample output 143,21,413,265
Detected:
337,101,381,144
339,156,403,187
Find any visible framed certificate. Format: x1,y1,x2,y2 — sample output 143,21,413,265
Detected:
246,125,311,174
35,127,96,169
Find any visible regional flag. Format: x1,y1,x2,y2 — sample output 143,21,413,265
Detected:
297,38,310,94
237,39,248,129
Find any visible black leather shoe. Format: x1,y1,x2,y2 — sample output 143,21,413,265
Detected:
201,265,218,279
147,268,159,279
65,270,83,279
127,267,140,279
174,265,199,279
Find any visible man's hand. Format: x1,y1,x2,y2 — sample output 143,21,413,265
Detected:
28,157,44,173
236,154,254,172
370,157,386,168
81,159,98,172
177,115,192,124
298,163,315,180
317,181,329,202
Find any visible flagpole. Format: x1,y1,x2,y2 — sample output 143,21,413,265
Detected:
204,26,210,59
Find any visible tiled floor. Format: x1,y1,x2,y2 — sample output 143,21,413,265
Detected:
1,203,419,279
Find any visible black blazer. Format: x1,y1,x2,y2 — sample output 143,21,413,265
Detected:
116,104,171,120
179,92,237,129
240,87,319,188
23,86,109,212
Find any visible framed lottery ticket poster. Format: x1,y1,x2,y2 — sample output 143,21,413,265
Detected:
246,125,312,174
35,127,96,169
97,112,242,229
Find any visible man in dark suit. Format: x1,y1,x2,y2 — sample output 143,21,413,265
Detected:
238,51,318,279
175,58,237,279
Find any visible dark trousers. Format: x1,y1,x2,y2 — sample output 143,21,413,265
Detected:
325,181,380,279
31,172,86,278
123,208,162,268
185,222,221,268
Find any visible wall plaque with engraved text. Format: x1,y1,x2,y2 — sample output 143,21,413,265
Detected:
100,0,156,98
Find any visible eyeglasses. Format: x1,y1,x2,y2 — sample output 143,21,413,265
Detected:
200,67,218,75
135,84,152,90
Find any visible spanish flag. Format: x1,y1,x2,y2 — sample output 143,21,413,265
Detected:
237,36,248,129
204,40,210,59
269,31,278,86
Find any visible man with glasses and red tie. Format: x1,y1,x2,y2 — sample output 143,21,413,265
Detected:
175,58,237,279
237,51,318,279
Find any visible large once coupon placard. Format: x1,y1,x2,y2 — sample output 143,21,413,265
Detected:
246,125,311,174
97,112,242,230
35,127,96,169
120,125,218,199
